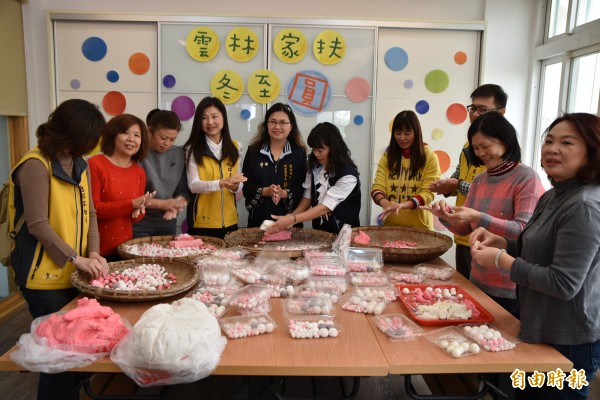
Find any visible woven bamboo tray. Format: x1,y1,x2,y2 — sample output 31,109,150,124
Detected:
224,228,335,258
351,226,452,263
116,235,226,261
70,258,199,302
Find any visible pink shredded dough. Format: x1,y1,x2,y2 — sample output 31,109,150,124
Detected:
262,230,292,242
353,230,371,245
36,297,129,353
169,234,205,248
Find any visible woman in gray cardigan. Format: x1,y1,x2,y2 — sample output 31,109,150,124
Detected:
470,113,600,400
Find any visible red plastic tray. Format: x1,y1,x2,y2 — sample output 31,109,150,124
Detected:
395,284,494,326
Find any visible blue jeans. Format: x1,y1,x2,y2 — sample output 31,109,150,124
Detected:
21,288,81,400
516,339,600,400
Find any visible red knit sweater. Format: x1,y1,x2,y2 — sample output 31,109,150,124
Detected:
88,154,146,256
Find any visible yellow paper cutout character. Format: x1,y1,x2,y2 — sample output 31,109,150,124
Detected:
210,70,244,104
247,69,280,104
226,27,259,62
186,26,219,62
274,28,307,64
313,30,346,65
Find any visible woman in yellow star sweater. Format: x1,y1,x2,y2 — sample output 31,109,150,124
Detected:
371,110,440,230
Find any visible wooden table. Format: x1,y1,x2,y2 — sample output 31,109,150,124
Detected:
0,293,388,377
0,258,572,380
369,263,573,374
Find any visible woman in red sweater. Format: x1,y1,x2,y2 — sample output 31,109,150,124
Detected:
88,114,155,260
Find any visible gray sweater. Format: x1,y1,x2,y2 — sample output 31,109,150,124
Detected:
510,177,600,345
133,146,190,235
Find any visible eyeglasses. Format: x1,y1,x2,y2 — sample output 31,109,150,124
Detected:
466,105,503,115
267,120,291,127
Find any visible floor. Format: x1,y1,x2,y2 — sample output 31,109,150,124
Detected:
1,301,599,400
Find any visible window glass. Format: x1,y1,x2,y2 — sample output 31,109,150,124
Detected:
537,62,563,189
569,52,600,113
549,0,569,37
576,0,600,26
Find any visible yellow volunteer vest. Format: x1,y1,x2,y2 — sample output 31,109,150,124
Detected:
192,146,240,229
10,148,90,289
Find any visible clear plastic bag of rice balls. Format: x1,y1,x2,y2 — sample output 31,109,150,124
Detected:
10,297,130,373
110,298,226,387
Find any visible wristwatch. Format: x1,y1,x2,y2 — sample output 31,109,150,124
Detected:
68,254,78,264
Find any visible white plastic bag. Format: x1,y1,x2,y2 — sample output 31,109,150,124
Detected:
11,298,130,373
110,298,227,387
332,224,353,256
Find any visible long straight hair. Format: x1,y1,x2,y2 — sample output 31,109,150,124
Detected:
307,122,357,174
184,97,239,166
387,110,425,179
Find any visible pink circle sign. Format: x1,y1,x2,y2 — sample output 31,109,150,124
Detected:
345,77,371,103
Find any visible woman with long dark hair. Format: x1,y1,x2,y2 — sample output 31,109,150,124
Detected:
371,110,440,229
266,122,360,234
184,97,246,239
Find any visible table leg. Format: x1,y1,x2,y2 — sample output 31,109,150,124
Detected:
404,374,489,400
269,376,361,400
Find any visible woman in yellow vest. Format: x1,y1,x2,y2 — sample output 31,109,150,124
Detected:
371,110,440,229
9,99,109,399
184,97,246,239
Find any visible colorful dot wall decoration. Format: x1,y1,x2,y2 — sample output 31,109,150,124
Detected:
384,47,408,71
415,100,430,114
70,79,81,90
171,96,196,122
163,75,176,88
454,51,467,65
354,115,364,125
129,53,151,75
345,77,370,103
106,70,119,83
102,91,126,116
240,109,251,120
424,69,449,93
404,79,414,89
434,150,451,174
82,37,107,62
431,128,444,140
447,103,468,124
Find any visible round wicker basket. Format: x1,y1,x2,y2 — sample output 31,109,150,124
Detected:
351,226,452,263
116,235,226,261
224,227,335,258
70,258,199,302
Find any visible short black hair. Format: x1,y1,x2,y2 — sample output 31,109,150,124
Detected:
467,112,521,167
470,84,508,109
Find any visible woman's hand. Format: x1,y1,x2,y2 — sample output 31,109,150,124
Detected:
162,196,187,220
429,178,458,195
469,227,507,249
420,200,454,219
443,206,481,225
379,198,406,221
221,174,247,191
74,252,109,280
269,185,288,205
132,191,156,211
470,240,501,269
265,214,294,234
